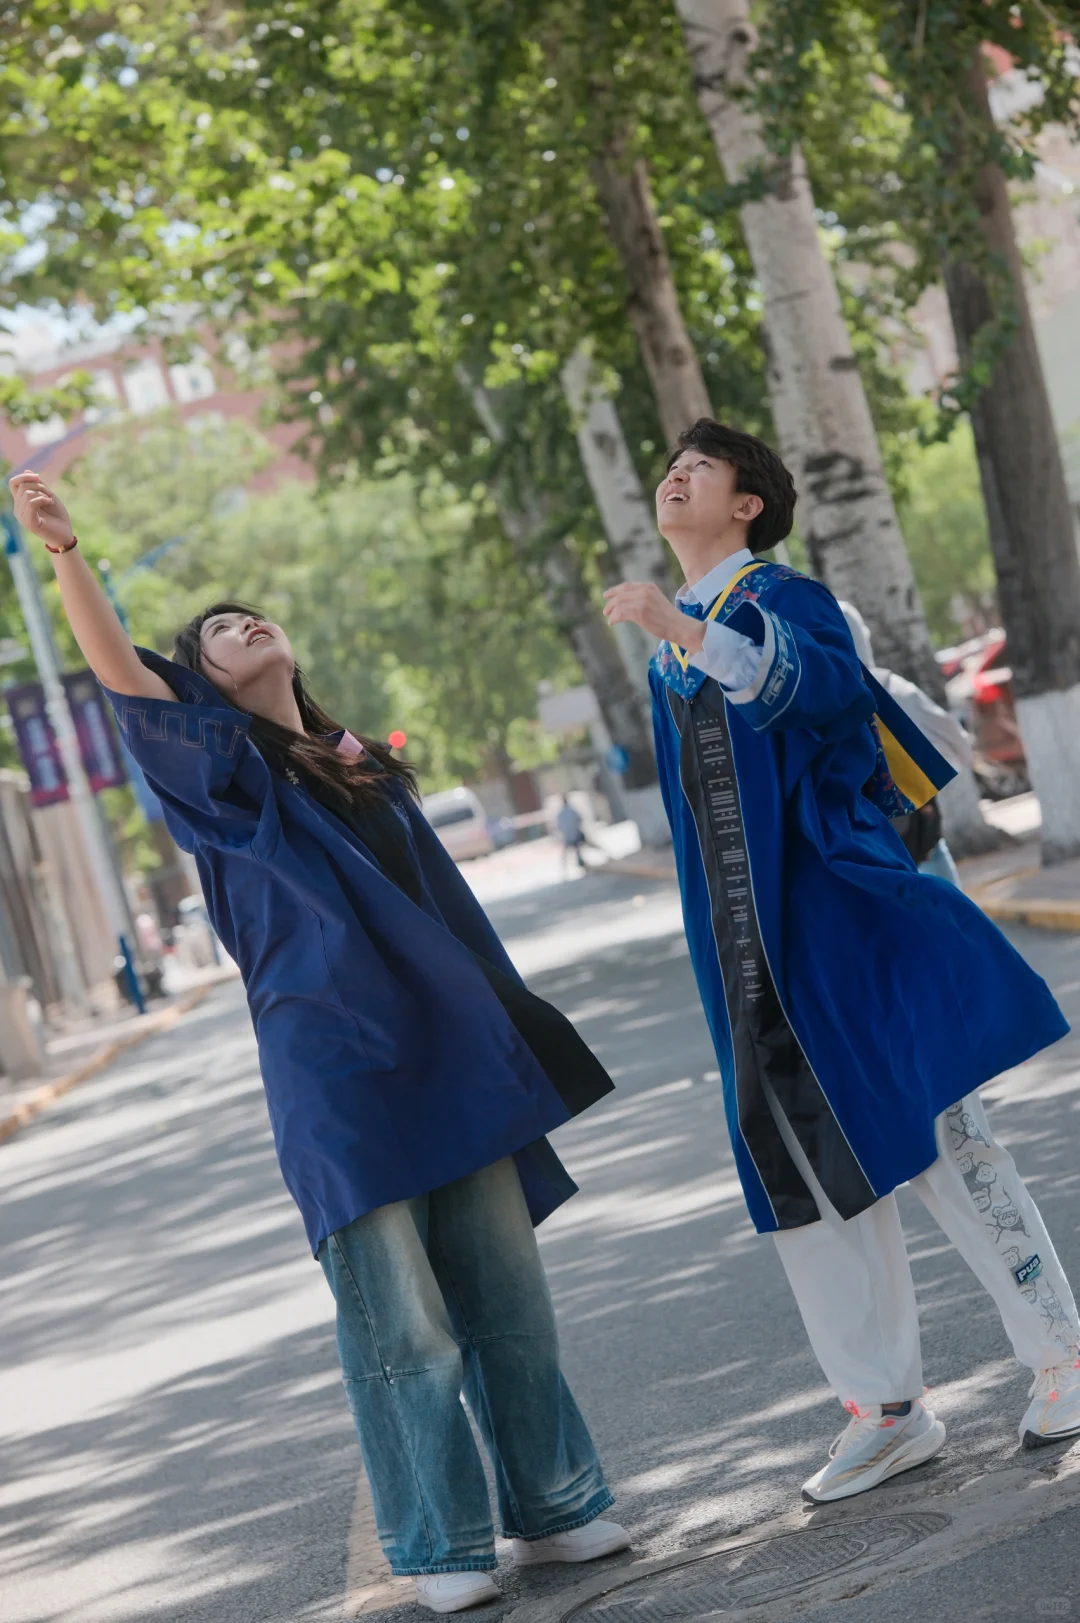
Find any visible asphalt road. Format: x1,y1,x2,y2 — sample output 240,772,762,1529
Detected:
2,856,1080,1623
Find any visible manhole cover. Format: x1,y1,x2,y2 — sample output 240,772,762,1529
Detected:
564,1510,950,1623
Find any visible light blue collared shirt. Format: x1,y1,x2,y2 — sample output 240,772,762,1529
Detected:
677,548,764,692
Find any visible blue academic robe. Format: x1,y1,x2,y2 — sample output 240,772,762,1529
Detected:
651,563,1067,1235
107,652,612,1253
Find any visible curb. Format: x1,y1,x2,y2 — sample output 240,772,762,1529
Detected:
971,895,1080,933
600,857,678,884
0,983,218,1147
607,859,1080,935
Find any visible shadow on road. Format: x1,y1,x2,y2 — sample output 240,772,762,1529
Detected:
2,888,1079,1622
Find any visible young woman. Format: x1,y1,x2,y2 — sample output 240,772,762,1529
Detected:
10,471,629,1613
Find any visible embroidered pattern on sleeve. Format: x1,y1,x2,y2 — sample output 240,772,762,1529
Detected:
652,563,803,700
116,701,247,759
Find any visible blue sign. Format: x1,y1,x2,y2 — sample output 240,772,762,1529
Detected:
63,671,128,794
605,744,631,775
6,673,138,808
6,683,67,807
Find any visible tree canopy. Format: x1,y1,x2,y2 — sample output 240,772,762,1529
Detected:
2,0,1076,684
753,0,1079,427
22,413,571,789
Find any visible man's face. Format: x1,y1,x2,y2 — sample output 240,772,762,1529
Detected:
655,450,741,543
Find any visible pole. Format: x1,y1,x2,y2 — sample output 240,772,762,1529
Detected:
1,512,145,1015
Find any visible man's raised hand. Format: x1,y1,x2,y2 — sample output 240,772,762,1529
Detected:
602,581,704,654
9,472,76,552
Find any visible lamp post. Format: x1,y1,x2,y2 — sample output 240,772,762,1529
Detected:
1,510,144,1014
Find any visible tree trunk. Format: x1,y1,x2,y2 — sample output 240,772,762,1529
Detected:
675,0,940,698
561,340,673,686
591,138,713,445
942,54,1080,864
462,373,661,794
483,738,519,816
676,0,998,856
542,539,660,794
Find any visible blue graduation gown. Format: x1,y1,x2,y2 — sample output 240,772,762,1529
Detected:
651,563,1067,1235
107,652,611,1252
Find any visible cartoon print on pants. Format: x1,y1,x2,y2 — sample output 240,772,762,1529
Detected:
945,1102,1075,1355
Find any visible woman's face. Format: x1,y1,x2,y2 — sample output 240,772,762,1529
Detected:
198,609,296,700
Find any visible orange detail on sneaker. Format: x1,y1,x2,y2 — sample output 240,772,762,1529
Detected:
1020,1353,1080,1449
801,1401,946,1504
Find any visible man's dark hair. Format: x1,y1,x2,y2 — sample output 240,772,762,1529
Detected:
667,419,797,554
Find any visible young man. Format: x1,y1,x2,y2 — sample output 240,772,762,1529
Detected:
604,419,1080,1503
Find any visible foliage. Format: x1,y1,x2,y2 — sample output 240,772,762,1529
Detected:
53,414,576,788
0,368,97,429
0,0,770,458
895,422,997,645
0,0,1026,698
753,0,1080,433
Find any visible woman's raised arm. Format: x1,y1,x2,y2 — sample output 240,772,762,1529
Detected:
8,472,174,702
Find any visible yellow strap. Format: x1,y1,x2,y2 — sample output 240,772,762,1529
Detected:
669,562,765,673
669,564,939,812
874,718,939,811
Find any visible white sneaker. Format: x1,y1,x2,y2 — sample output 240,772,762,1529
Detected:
801,1400,946,1504
511,1519,631,1566
1020,1354,1080,1449
414,1573,500,1613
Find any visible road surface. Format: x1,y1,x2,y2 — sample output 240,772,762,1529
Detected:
2,854,1079,1623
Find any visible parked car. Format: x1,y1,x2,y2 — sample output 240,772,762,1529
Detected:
938,630,1030,800
421,786,494,862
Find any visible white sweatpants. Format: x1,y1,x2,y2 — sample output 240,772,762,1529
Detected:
770,1088,1080,1405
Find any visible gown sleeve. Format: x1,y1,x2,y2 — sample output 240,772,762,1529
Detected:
103,652,270,853
720,577,875,741
688,620,764,690
649,663,683,832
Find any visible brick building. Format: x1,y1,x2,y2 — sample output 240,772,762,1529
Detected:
0,319,308,487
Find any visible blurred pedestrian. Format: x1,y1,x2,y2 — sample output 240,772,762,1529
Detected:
838,601,970,886
12,470,630,1614
604,419,1080,1504
554,795,588,876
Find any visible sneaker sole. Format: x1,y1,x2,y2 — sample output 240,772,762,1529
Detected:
415,1589,500,1615
513,1532,633,1566
1021,1423,1080,1452
801,1418,947,1504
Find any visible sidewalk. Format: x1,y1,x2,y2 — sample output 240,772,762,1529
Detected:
0,962,240,1145
959,842,1080,932
607,792,1080,934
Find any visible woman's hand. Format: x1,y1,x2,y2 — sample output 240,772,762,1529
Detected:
7,471,172,701
9,472,76,551
603,581,705,653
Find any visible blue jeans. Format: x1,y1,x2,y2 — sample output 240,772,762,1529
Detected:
318,1156,613,1575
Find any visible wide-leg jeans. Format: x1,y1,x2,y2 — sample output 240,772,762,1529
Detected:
318,1156,614,1575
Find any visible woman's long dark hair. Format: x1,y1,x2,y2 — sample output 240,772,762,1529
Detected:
173,602,418,812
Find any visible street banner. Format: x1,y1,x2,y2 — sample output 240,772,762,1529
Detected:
5,682,68,807
62,671,127,794
5,673,128,805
